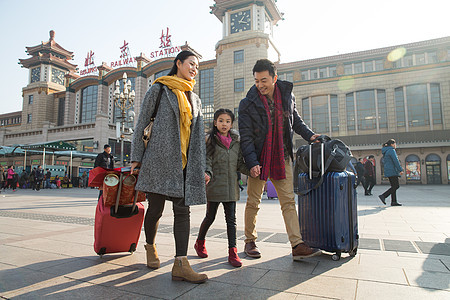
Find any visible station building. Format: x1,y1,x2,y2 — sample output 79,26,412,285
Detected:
0,0,449,184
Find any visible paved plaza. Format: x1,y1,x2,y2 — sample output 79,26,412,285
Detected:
0,184,449,299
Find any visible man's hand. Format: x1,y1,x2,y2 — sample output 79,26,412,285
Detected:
130,162,141,174
310,134,321,143
400,171,404,176
205,173,211,185
250,165,261,178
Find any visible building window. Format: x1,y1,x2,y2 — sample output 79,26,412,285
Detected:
404,55,413,67
319,68,327,78
375,59,384,71
395,87,406,127
200,68,214,128
301,70,309,81
430,83,442,125
311,69,318,79
416,53,425,65
377,90,387,128
427,51,438,63
57,97,65,126
234,78,244,92
405,154,421,182
346,93,355,131
329,66,337,77
356,90,376,130
28,95,33,105
344,63,352,75
354,62,362,73
301,97,310,126
330,95,339,132
27,114,32,123
364,61,373,72
155,69,170,79
80,85,98,124
406,84,429,126
234,50,244,64
279,72,293,82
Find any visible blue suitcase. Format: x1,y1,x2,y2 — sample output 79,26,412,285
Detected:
297,171,358,261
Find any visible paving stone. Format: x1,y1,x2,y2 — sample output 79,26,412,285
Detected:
358,238,381,250
415,241,450,256
404,269,450,291
383,239,417,253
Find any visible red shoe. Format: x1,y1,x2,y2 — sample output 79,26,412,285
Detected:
194,239,208,258
228,247,242,267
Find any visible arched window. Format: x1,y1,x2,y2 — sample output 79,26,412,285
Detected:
405,154,420,181
346,89,387,132
425,154,441,184
80,85,98,123
395,83,442,129
301,95,339,134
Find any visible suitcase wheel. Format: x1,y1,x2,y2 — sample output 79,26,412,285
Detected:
97,247,106,256
129,243,137,253
331,251,341,261
349,248,357,257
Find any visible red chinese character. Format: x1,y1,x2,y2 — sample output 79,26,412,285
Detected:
84,50,95,67
120,40,129,59
159,27,172,48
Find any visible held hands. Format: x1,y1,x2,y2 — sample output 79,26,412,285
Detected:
250,165,261,178
310,134,321,143
205,173,211,185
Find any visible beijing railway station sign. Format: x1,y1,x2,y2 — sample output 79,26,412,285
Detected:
110,40,137,68
79,50,98,76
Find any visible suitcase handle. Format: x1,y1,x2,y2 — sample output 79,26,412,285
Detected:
114,172,139,216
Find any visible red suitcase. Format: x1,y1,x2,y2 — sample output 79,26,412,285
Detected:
94,173,145,256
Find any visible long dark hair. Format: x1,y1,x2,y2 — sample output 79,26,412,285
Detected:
206,108,235,157
383,139,396,147
167,50,199,76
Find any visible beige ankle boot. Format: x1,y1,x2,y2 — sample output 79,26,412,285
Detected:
144,244,160,269
171,257,208,283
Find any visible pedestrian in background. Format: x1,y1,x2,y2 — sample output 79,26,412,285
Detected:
379,139,404,206
0,166,5,192
363,155,376,196
194,109,249,267
94,144,114,169
6,166,16,192
35,165,44,191
44,168,52,189
29,167,36,190
131,50,208,284
355,158,366,187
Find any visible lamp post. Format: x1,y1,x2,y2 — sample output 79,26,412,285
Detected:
113,72,135,167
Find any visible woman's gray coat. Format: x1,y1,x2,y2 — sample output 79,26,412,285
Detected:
131,83,206,206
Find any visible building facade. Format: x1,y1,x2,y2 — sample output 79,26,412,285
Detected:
1,0,449,184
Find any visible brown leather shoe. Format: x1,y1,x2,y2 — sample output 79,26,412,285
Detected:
244,241,261,258
292,242,322,260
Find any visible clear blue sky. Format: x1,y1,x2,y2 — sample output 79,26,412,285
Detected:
0,0,448,114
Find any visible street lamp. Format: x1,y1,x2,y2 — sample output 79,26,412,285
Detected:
113,72,135,167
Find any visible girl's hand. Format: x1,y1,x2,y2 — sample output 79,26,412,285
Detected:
130,162,141,174
205,173,211,185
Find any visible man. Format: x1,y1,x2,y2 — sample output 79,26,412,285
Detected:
44,169,52,189
94,144,114,169
238,59,321,261
363,155,376,196
35,165,44,191
355,158,366,187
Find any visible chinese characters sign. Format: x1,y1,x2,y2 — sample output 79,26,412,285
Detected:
149,27,181,59
79,50,98,76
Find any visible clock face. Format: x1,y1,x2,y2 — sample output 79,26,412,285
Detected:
31,67,41,83
51,68,65,85
230,10,251,34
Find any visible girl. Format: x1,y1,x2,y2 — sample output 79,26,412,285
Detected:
7,166,16,192
194,109,249,267
130,50,208,284
379,139,404,206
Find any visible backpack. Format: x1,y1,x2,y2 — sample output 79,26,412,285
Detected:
294,135,354,195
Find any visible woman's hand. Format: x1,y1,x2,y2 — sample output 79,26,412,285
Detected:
130,162,142,174
205,173,211,185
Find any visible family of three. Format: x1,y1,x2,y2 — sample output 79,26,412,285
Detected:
130,51,322,284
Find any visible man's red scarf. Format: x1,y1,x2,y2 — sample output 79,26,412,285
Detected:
259,84,286,181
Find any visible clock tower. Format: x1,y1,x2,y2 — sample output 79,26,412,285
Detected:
210,0,282,111
19,30,77,129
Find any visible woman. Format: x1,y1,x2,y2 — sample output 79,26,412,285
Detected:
379,139,404,206
130,50,208,284
7,166,16,192
0,166,5,192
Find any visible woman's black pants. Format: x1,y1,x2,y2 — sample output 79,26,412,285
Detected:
145,192,190,257
198,201,237,248
381,176,400,203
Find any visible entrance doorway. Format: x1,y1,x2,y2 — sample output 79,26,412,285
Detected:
425,154,441,184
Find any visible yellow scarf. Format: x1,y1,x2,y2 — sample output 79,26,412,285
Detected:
154,75,195,169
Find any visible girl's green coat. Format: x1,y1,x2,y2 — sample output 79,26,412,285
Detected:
205,130,249,202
